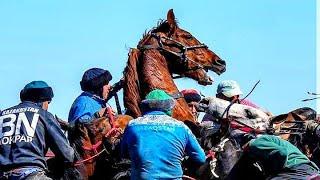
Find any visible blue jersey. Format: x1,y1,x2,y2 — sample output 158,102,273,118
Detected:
68,92,105,124
0,101,74,171
121,111,205,180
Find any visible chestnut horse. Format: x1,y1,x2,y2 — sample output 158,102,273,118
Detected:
123,9,226,122
48,114,133,180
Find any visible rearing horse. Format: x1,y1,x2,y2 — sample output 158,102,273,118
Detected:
123,9,226,122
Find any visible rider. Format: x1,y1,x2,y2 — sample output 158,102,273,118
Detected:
181,89,202,122
121,89,206,179
0,81,74,180
68,68,113,125
217,80,272,114
203,80,271,121
227,135,320,179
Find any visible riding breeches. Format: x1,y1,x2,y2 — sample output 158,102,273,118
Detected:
0,167,52,180
269,163,320,180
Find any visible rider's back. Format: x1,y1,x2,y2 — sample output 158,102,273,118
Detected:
0,101,74,171
121,112,205,179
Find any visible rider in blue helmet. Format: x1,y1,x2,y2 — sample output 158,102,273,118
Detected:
0,81,74,180
68,68,113,125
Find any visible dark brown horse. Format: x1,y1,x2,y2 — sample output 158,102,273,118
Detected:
270,107,319,166
123,9,226,122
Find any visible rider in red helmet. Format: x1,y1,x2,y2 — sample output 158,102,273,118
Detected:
181,89,202,122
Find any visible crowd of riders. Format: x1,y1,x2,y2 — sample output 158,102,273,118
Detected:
0,67,320,180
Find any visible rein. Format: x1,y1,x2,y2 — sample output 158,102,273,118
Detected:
138,33,208,75
218,80,263,134
137,32,206,101
271,120,306,136
75,107,122,166
106,78,124,114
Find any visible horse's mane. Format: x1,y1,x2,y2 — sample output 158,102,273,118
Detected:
123,49,142,117
138,19,178,46
291,107,317,120
123,20,170,118
68,123,89,157
123,17,179,118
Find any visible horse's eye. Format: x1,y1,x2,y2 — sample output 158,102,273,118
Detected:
184,35,193,39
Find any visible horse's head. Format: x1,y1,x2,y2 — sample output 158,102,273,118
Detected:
139,9,226,85
270,107,319,159
270,107,317,139
67,115,132,179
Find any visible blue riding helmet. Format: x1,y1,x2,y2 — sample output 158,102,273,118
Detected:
80,68,112,92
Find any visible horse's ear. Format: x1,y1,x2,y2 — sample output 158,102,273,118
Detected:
167,9,177,31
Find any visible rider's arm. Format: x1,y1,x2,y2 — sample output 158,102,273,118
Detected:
69,97,104,123
45,112,75,164
248,135,287,171
185,127,206,164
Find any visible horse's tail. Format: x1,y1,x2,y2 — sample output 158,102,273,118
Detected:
123,48,142,118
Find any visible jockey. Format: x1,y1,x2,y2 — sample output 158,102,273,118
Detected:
181,89,202,122
216,80,271,114
0,81,74,180
68,68,113,124
121,89,206,179
202,80,272,127
227,135,320,179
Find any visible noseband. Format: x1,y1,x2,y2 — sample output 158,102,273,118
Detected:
138,33,208,73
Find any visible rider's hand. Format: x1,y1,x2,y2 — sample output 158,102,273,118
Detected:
98,107,107,118
98,107,116,118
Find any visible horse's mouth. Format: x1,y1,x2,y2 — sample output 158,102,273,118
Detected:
198,70,213,85
198,59,226,85
210,59,226,75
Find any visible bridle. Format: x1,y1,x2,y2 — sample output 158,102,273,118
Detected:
268,112,310,136
138,32,208,100
138,33,209,74
75,107,122,166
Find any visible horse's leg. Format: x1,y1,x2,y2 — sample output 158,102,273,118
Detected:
216,140,241,178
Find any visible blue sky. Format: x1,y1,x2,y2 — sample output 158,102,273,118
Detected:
0,1,317,119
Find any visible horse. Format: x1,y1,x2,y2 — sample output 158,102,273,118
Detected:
184,117,263,180
184,97,272,179
222,107,319,180
270,107,320,166
123,9,226,122
193,106,319,179
47,114,133,180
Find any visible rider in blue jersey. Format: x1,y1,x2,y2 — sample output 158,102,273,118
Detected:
121,89,206,179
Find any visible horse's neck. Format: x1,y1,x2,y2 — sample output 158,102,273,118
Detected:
140,50,194,121
140,50,177,95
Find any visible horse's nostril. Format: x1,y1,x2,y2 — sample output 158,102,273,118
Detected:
211,59,226,75
215,59,226,66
